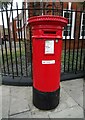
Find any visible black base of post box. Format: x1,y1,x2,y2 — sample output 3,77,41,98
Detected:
33,87,60,110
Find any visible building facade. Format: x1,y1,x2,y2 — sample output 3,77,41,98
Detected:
11,2,85,49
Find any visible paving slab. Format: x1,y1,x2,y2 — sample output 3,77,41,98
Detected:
49,105,84,118
9,86,30,115
0,86,2,119
84,79,85,116
10,106,49,118
0,74,2,85
31,111,49,118
24,86,80,118
10,86,28,98
25,86,38,112
30,87,78,114
61,78,83,108
2,86,11,118
9,111,32,118
1,78,84,118
2,85,11,118
9,110,50,118
48,86,78,113
0,74,2,119
2,85,11,96
2,96,10,118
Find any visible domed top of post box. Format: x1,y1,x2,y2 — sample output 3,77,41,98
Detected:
28,15,68,27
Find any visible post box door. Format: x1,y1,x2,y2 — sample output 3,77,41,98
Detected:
32,38,62,92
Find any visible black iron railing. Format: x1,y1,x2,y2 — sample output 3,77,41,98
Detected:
0,2,84,84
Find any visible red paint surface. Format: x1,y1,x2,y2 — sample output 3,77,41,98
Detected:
28,15,68,92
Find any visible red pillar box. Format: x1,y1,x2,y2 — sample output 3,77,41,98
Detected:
28,15,68,110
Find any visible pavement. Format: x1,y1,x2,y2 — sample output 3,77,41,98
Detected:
0,75,84,119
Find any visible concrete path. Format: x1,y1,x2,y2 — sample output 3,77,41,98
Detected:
0,77,84,119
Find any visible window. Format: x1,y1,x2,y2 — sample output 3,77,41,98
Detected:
63,2,75,39
80,13,85,39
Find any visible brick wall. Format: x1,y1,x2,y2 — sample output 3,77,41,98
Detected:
13,2,84,50
27,2,85,50
63,2,85,49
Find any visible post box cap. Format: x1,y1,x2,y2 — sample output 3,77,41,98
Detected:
28,15,68,27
